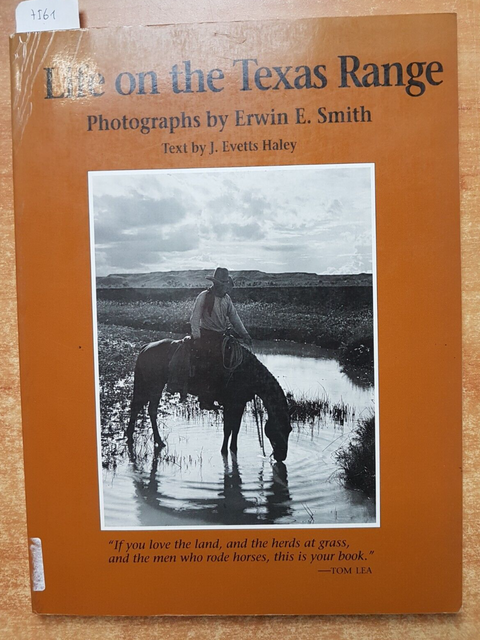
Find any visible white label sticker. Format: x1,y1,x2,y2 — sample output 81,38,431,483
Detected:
29,537,46,592
15,0,80,34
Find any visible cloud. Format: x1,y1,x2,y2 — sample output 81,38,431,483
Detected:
93,193,187,228
95,223,199,274
327,199,343,216
91,165,374,275
92,188,198,273
209,221,265,241
263,243,304,253
203,187,273,234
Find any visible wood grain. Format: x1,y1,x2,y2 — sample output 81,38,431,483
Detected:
0,1,478,637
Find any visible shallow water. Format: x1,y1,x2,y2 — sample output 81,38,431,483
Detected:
255,342,374,414
101,342,376,529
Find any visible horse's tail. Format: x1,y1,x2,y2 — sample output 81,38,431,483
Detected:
132,358,149,405
127,356,150,436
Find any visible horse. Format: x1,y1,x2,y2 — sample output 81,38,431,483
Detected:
126,338,292,462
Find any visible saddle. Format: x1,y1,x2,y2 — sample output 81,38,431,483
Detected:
165,335,245,403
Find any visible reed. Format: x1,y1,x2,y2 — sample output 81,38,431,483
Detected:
284,392,355,427
335,415,376,498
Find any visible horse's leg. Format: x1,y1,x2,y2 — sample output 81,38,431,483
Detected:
148,386,166,448
229,405,245,455
222,403,245,456
221,422,231,457
126,401,140,442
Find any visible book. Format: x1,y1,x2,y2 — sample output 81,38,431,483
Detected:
10,14,461,615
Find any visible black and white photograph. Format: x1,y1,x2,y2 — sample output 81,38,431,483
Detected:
89,164,378,530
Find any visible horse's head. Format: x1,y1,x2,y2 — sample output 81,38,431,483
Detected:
265,415,292,462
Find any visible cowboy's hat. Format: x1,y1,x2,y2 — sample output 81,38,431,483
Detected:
206,267,230,285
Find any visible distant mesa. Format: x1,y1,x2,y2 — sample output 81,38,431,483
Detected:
96,269,372,289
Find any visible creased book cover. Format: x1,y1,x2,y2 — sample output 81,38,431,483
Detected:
10,14,461,615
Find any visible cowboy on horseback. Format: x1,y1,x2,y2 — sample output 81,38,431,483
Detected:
190,267,252,410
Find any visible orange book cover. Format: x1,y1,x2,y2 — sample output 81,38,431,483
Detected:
10,14,461,615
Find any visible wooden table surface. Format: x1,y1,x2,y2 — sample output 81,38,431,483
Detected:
1,1,478,637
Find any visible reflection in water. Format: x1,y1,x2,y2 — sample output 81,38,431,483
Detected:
125,446,293,527
219,454,252,523
102,345,376,528
267,462,292,522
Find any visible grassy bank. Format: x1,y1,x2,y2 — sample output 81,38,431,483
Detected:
97,297,373,349
335,415,376,499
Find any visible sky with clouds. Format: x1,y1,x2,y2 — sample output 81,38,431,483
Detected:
89,164,375,277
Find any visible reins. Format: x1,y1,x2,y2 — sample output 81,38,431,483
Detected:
253,396,266,457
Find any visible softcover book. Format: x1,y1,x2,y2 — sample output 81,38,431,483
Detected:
10,14,461,615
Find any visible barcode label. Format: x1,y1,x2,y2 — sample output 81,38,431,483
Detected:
15,0,80,33
29,537,46,592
